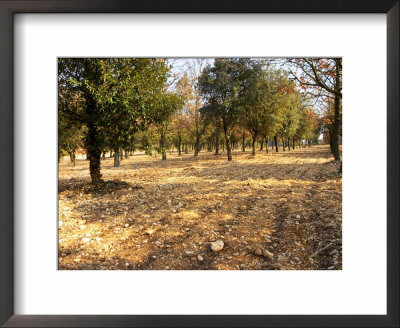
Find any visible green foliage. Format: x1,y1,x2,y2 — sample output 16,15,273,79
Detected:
239,63,286,140
59,58,171,150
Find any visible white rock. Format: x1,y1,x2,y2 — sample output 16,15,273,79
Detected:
164,266,170,270
58,221,63,227
197,255,204,261
167,200,171,204
296,214,301,219
124,224,129,228
262,249,274,259
185,250,194,255
82,238,91,243
210,240,224,252
145,229,155,235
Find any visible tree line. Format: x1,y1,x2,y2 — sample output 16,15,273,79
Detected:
59,58,342,183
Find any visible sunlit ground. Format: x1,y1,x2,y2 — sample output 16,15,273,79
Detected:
58,144,342,270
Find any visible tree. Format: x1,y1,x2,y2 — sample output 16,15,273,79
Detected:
152,92,183,160
295,105,316,148
58,113,85,166
58,78,85,166
58,58,170,182
287,58,342,161
183,59,210,158
173,74,192,156
239,62,284,156
275,77,301,151
199,58,246,161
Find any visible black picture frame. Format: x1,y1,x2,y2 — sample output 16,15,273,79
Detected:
0,1,398,327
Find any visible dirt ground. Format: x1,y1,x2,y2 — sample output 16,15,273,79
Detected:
58,145,342,270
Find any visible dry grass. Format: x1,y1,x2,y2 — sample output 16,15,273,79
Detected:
58,145,342,270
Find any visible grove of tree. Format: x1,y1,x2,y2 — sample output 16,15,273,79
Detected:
59,57,342,182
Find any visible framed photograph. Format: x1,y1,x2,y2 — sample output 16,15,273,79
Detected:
0,0,398,327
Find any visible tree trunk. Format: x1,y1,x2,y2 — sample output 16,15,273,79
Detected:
251,133,257,156
102,151,106,160
68,151,76,167
185,143,188,154
260,137,264,151
215,131,219,155
288,138,291,150
265,137,269,154
226,137,232,161
223,123,232,161
332,59,342,162
124,150,129,159
274,135,279,152
114,151,120,167
86,125,102,182
160,133,167,161
283,139,286,151
194,133,201,157
178,136,182,156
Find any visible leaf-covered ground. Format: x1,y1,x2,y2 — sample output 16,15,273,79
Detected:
58,145,342,270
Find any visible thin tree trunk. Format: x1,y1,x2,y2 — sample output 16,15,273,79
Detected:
194,133,201,157
160,133,167,161
226,137,232,161
114,151,120,167
223,123,232,161
333,59,342,162
251,134,257,156
69,151,76,167
215,130,219,155
274,135,279,152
